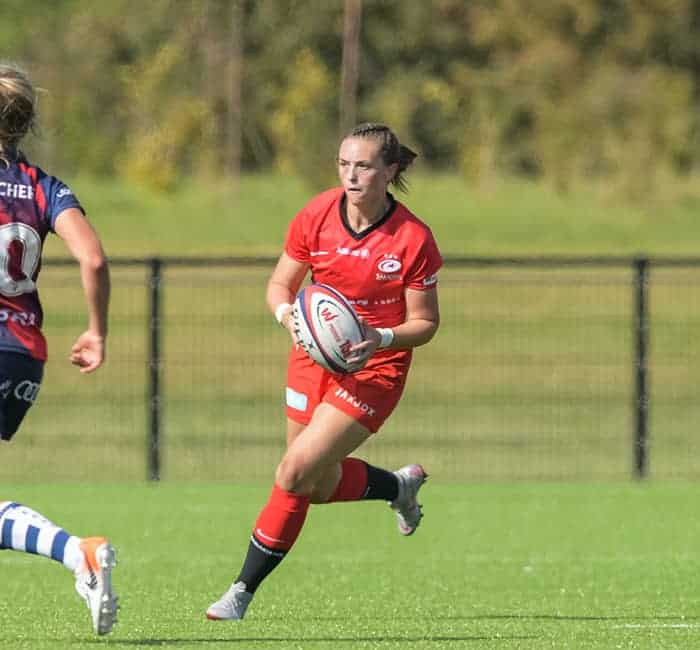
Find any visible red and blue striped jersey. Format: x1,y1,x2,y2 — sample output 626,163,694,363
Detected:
0,155,84,360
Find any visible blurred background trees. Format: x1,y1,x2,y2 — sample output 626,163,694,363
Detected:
5,0,699,197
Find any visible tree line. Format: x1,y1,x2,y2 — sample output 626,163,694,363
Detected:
4,0,699,197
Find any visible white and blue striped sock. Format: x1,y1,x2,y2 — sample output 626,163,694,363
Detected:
0,501,83,572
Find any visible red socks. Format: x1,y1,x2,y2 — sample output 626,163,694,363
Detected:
327,458,369,502
253,484,310,551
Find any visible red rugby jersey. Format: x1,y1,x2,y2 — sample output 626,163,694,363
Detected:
285,187,442,342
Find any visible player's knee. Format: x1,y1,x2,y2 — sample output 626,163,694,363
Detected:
275,455,312,494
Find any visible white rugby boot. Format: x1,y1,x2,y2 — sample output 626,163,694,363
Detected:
74,537,118,635
206,581,254,621
390,464,428,536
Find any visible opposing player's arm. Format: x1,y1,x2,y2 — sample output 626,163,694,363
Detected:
54,208,110,372
266,252,309,329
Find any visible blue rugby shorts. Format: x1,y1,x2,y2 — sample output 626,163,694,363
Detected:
0,352,44,441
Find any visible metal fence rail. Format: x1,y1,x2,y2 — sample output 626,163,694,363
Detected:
5,256,698,483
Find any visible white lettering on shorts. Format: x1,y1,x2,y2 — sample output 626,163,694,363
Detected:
14,380,40,403
286,387,308,412
333,388,376,417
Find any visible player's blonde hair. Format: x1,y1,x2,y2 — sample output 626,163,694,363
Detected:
343,122,418,192
0,62,36,167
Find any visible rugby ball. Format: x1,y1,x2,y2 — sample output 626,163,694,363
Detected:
293,283,364,374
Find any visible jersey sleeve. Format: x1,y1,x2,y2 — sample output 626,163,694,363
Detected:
404,228,443,290
284,208,310,264
39,176,84,230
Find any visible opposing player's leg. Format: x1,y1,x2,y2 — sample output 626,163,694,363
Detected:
206,404,371,621
0,354,118,635
0,502,118,634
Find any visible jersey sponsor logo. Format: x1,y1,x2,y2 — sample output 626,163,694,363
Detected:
0,379,11,399
14,379,40,403
56,187,73,198
310,250,329,256
372,297,401,306
333,387,376,417
0,182,34,200
376,253,403,281
0,309,38,326
336,247,369,259
422,273,438,286
377,258,402,273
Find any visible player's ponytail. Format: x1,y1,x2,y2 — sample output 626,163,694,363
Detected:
344,122,418,193
0,62,36,168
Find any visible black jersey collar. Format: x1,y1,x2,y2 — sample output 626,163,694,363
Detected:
340,192,397,240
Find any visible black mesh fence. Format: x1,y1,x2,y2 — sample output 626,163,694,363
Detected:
2,257,698,483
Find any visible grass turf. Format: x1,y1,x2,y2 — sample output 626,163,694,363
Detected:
1,483,699,649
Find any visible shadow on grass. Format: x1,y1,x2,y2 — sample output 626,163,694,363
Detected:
94,636,539,646
444,614,700,622
81,614,700,646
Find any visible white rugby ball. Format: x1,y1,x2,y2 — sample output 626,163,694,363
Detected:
293,283,365,374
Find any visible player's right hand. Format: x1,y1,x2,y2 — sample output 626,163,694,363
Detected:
70,330,106,373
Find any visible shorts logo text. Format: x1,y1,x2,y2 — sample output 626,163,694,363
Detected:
14,380,40,403
334,388,376,417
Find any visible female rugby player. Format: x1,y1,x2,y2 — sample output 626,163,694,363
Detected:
207,123,442,621
0,62,117,636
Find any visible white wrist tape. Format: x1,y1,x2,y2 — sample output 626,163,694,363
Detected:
376,327,394,349
274,302,292,325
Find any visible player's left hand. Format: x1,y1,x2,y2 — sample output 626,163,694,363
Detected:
70,330,106,373
345,319,380,372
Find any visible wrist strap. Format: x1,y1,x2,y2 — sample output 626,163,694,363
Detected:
274,302,292,325
376,327,394,349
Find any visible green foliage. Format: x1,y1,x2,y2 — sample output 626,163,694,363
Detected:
269,48,338,191
5,0,699,201
119,40,214,191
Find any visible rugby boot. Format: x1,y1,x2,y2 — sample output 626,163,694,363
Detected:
74,537,118,635
390,464,428,536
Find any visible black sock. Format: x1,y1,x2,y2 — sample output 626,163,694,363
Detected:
236,534,287,594
364,463,399,501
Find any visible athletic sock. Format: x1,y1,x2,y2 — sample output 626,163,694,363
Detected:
0,501,83,571
326,458,399,503
236,485,310,594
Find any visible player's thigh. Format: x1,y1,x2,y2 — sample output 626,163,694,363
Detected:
286,418,305,448
277,403,371,489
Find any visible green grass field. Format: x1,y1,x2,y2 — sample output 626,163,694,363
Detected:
2,483,700,649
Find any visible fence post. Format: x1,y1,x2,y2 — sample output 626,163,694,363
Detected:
148,257,162,481
633,258,650,479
